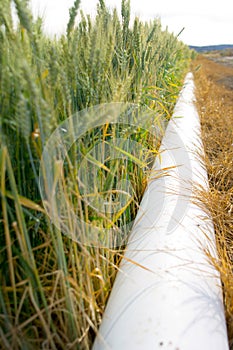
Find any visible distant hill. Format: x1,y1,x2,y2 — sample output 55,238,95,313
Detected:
189,44,233,52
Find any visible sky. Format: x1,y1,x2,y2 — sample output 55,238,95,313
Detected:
28,0,233,46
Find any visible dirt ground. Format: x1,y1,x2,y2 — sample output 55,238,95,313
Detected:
193,55,233,348
196,54,233,89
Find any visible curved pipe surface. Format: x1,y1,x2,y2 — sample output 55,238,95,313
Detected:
92,73,229,350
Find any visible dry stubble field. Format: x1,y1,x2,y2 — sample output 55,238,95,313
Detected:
193,54,233,348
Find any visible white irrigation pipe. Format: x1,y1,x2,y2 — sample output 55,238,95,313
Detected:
92,73,229,350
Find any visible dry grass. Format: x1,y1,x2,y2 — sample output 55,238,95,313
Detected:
193,55,233,348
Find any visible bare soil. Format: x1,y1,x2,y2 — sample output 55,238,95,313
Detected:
198,54,233,89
